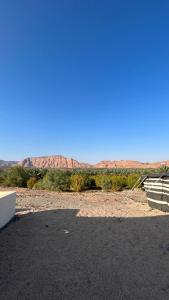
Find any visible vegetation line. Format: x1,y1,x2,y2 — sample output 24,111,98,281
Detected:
0,166,168,192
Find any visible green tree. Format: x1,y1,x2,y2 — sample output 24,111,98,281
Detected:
4,166,29,187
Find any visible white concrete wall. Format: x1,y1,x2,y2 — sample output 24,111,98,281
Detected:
0,192,16,229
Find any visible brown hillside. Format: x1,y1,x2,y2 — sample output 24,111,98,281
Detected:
19,155,169,169
94,160,169,169
20,155,91,169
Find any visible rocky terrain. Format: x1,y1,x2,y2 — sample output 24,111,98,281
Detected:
94,159,169,169
2,155,169,169
20,155,169,169
20,155,91,169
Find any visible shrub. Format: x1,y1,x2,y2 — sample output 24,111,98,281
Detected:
33,180,44,190
70,174,86,192
127,174,140,189
26,168,47,180
27,177,38,189
100,176,112,192
93,175,102,189
112,175,127,191
0,169,5,185
41,170,71,191
84,176,96,189
158,165,169,173
3,166,29,187
33,180,44,189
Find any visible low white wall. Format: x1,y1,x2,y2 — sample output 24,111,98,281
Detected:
0,192,16,229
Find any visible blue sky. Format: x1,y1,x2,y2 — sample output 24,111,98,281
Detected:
0,0,169,163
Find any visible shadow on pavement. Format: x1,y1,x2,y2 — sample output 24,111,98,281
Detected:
0,209,169,300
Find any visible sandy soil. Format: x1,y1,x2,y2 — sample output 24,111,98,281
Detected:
0,188,169,299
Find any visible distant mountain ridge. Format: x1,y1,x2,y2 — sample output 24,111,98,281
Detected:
1,155,169,169
94,160,169,169
19,155,169,169
0,160,18,167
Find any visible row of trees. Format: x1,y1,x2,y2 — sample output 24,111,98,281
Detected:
0,165,168,192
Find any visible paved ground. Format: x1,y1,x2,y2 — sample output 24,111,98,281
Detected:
0,189,169,299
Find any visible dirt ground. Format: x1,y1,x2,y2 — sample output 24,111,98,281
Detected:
0,188,169,300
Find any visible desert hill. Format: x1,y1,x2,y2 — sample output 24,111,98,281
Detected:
18,155,169,169
0,160,18,167
94,160,169,169
20,155,91,169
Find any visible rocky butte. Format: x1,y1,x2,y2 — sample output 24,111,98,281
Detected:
20,155,91,169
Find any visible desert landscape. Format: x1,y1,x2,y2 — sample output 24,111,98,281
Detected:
1,1,168,299
1,187,169,299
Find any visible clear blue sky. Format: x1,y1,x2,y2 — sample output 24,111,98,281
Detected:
0,0,169,163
